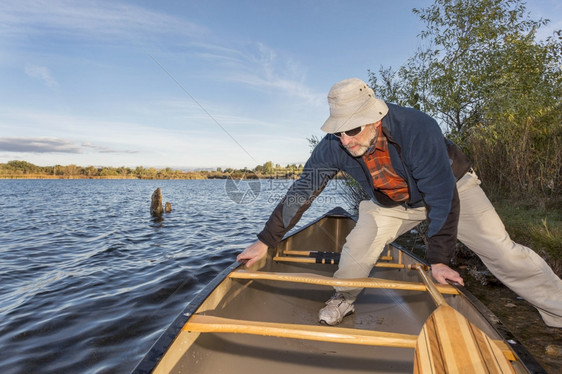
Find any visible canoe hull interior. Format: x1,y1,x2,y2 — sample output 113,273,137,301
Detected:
134,209,542,374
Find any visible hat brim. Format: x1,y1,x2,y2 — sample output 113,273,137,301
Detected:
321,98,388,133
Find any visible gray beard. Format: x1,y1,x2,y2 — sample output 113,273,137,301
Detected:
345,144,370,157
344,129,377,157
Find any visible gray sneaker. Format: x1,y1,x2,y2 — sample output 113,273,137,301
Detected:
318,293,355,325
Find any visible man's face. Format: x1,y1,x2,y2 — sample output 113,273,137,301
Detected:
337,121,380,157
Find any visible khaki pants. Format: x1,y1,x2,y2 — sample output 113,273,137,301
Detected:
334,171,562,328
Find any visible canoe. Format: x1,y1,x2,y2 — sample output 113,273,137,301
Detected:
133,207,546,374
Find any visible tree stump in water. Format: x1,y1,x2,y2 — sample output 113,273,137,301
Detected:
165,202,172,213
150,188,163,218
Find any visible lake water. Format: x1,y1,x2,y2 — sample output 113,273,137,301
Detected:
0,179,347,373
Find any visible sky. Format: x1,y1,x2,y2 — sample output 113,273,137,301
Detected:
1,0,560,170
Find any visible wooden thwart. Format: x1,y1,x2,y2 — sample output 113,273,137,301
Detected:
183,315,417,348
273,256,405,268
412,265,516,373
229,270,459,295
183,314,515,361
283,250,393,261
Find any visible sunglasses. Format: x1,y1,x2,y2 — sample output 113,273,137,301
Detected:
333,125,366,138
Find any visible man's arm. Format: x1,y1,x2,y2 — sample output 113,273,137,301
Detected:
398,110,460,267
256,136,340,248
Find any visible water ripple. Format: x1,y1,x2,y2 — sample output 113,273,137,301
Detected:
0,179,345,373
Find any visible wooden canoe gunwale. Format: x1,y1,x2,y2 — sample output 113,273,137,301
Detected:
132,207,546,374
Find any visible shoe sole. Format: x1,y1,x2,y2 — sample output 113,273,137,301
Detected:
318,309,354,326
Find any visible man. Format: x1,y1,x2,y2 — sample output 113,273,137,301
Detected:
237,78,562,328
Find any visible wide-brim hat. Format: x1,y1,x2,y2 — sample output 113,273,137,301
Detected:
321,78,389,133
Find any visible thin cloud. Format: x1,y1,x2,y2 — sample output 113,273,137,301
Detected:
1,0,321,106
196,42,324,105
0,0,206,43
0,137,138,154
24,64,58,87
82,142,138,154
1,0,324,168
0,137,81,153
231,72,324,106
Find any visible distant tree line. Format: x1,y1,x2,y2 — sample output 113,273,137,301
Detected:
369,0,561,199
0,160,304,180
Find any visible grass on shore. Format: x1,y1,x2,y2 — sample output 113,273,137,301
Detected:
491,196,562,276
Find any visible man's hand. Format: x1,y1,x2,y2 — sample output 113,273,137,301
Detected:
236,240,268,268
431,263,464,286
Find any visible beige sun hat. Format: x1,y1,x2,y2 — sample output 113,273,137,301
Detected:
321,78,389,133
